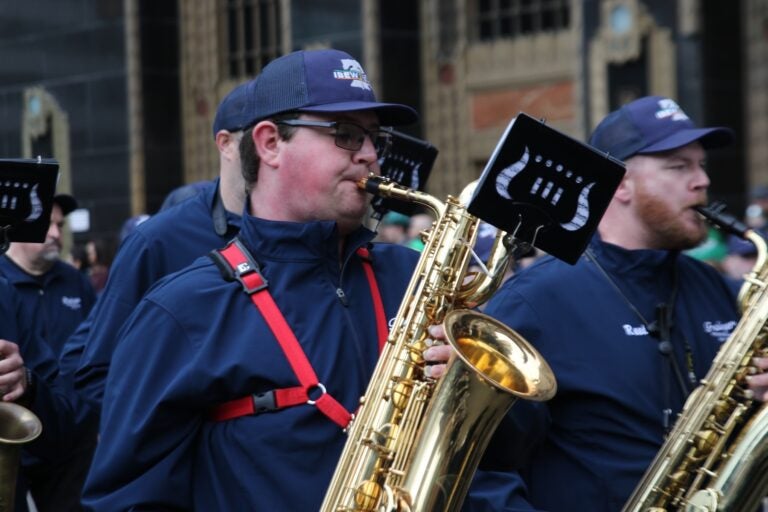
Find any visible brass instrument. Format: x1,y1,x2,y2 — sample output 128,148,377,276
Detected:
0,402,42,512
321,176,557,512
623,204,768,512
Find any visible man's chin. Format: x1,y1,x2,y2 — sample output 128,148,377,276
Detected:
41,251,61,263
679,228,709,251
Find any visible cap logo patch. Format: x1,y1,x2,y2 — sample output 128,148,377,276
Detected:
334,59,372,91
655,98,690,122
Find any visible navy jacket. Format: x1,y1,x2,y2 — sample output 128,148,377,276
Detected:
467,237,740,512
81,215,419,510
60,179,240,407
0,256,95,357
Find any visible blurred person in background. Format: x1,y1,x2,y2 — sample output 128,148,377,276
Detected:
744,185,768,230
159,181,210,211
684,225,728,274
59,78,250,409
0,194,96,357
375,210,410,244
118,214,150,244
405,212,433,251
0,193,97,512
0,193,97,511
84,238,114,296
721,232,761,282
68,243,90,276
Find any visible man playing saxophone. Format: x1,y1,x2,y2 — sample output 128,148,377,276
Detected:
467,96,768,511
81,49,452,511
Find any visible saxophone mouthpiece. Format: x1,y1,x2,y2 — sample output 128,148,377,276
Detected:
695,202,750,237
358,174,389,194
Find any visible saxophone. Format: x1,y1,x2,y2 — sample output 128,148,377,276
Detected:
623,204,768,512
321,175,557,512
0,402,42,512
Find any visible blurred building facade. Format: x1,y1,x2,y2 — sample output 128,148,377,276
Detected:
0,0,765,241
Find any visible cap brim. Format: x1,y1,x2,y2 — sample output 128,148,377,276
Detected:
53,194,78,216
299,101,418,126
639,126,735,155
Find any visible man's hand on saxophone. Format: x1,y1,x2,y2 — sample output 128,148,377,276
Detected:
0,338,29,401
422,324,452,379
746,356,768,401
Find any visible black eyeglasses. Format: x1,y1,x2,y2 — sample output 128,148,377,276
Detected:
275,119,393,158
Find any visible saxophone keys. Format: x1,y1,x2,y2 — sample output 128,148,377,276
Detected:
354,479,383,511
685,489,720,512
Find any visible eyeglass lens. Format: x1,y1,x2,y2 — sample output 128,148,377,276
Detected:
334,123,391,157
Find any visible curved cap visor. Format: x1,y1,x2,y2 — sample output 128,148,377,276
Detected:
638,126,735,155
299,101,417,126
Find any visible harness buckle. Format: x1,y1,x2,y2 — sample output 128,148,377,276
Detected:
252,390,277,413
233,260,269,294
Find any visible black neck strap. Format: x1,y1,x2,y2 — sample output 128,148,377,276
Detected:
584,248,693,431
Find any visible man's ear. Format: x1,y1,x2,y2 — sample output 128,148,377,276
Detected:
613,174,633,204
252,121,281,168
214,130,240,160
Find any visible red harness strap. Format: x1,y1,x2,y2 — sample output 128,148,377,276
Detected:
357,246,388,352
210,239,387,428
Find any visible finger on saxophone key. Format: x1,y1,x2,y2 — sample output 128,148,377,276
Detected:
423,324,453,379
746,356,768,401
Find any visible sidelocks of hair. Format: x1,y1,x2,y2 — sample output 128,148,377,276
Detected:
239,112,300,190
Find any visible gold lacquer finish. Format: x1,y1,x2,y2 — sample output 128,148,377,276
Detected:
320,176,556,512
623,220,768,512
0,402,42,512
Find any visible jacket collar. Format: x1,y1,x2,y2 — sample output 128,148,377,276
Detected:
588,235,679,280
239,212,375,265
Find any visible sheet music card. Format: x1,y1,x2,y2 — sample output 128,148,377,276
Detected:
0,158,59,244
468,113,625,264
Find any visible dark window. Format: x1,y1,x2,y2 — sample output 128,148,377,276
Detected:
471,0,570,41
221,0,281,79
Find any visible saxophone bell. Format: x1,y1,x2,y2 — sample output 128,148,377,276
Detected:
401,309,556,511
0,402,42,512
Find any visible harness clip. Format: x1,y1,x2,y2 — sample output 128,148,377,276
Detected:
252,390,277,413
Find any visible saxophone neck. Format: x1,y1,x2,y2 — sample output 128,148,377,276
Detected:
738,229,768,309
694,203,768,310
359,174,444,218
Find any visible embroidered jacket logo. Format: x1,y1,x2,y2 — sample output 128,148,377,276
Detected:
622,324,650,336
703,320,737,342
62,296,82,310
333,59,372,91
621,320,737,342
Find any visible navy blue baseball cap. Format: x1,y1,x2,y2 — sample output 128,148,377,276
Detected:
53,194,78,216
212,81,251,138
242,49,418,127
589,96,734,161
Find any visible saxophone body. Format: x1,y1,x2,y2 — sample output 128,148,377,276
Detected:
320,176,557,512
623,205,768,512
